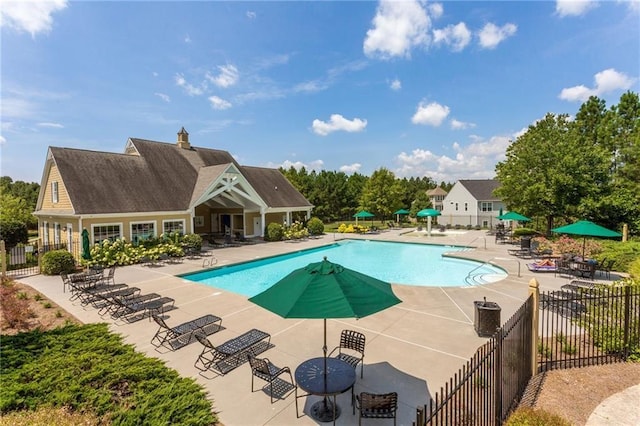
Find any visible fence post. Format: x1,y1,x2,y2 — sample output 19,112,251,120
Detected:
1,240,6,278
494,332,503,425
528,278,540,376
623,285,631,360
37,238,42,271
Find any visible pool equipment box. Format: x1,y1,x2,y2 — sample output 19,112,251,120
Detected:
474,298,501,337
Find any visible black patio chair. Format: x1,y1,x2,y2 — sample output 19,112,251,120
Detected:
329,329,366,378
355,392,398,426
247,353,296,403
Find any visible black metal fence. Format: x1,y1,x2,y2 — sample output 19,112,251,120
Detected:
2,239,82,278
415,296,534,425
538,284,640,371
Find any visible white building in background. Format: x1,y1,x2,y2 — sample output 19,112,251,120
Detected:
441,179,506,228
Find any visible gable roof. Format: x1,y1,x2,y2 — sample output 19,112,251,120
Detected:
427,186,448,196
458,179,501,201
43,138,311,215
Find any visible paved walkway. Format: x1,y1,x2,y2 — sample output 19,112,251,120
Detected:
13,229,630,425
586,384,640,426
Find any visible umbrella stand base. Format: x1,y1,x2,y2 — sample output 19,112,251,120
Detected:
310,397,340,423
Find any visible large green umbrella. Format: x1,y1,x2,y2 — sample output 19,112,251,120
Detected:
353,210,374,226
248,257,401,414
552,220,622,258
417,208,442,237
393,208,410,223
81,228,91,260
497,211,531,222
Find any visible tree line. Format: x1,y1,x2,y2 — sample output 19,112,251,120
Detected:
495,91,639,235
279,167,453,223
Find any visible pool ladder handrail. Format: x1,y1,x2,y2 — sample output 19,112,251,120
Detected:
465,256,521,285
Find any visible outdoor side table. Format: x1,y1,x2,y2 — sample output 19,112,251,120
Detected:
295,357,356,424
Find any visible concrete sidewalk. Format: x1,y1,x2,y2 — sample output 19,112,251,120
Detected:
586,384,640,426
14,229,624,425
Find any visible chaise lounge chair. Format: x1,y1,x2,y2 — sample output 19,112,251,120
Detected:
194,328,271,375
151,314,222,350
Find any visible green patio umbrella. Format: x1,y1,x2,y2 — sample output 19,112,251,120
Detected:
417,208,442,237
248,257,401,414
81,228,91,260
353,210,374,225
497,211,531,222
393,208,410,223
552,220,622,258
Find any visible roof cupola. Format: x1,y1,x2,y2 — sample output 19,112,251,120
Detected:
177,127,190,149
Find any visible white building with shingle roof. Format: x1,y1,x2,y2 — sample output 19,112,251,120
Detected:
440,179,505,228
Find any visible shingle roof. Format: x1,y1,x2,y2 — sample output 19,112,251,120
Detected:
458,179,501,201
427,187,448,196
46,138,311,214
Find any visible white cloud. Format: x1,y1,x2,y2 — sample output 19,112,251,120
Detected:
208,96,232,110
246,11,256,19
339,163,362,174
433,22,471,52
363,0,431,59
37,122,63,128
411,101,450,126
184,34,191,43
477,23,517,49
312,114,368,136
394,134,513,181
559,68,636,102
0,135,5,145
206,64,239,88
0,97,37,119
450,119,476,130
294,80,328,94
154,93,170,103
0,0,67,37
428,3,444,19
276,159,324,172
390,79,402,90
175,73,205,96
555,0,598,17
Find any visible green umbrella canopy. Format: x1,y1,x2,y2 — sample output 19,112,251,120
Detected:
552,221,621,238
393,209,410,215
353,210,375,219
81,228,91,260
497,211,531,221
248,257,402,319
552,220,621,258
416,208,441,217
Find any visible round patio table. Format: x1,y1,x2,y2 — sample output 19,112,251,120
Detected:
295,357,356,424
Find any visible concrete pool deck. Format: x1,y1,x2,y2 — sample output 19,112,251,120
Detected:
15,229,620,425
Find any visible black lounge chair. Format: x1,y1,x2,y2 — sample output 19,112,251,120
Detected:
355,392,398,425
194,328,271,374
109,294,175,321
247,353,296,403
329,329,366,378
151,314,222,350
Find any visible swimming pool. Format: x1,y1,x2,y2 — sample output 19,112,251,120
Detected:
181,240,507,297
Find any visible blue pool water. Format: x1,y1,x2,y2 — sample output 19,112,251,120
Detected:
181,240,507,297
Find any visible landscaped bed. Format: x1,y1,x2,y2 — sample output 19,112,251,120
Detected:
0,279,217,425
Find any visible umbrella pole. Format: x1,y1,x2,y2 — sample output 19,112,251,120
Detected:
323,318,329,410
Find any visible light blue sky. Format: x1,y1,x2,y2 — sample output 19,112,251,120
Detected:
1,1,638,184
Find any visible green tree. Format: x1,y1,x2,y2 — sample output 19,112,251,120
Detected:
409,191,432,218
0,192,38,228
359,168,404,220
495,113,609,235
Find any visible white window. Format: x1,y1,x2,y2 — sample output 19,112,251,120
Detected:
163,220,185,235
481,202,493,212
43,221,49,244
92,224,122,244
131,222,155,245
54,223,61,244
51,181,59,203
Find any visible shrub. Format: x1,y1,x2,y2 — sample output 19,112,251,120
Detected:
307,217,325,236
512,228,539,237
283,221,309,240
0,279,34,330
40,250,76,275
0,220,28,249
0,323,217,425
505,407,571,426
182,233,203,251
265,222,284,241
597,240,640,273
629,257,640,279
